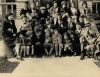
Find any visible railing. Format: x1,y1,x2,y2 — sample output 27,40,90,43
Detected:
0,2,17,18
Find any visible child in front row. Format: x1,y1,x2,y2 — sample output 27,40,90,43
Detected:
18,16,33,58
52,29,63,57
44,18,54,57
63,32,73,56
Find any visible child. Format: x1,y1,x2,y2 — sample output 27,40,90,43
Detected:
44,29,54,57
18,16,33,58
63,32,73,56
52,29,63,57
33,30,44,58
69,33,77,56
84,35,96,58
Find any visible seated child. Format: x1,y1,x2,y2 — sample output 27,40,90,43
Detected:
69,33,77,56
84,35,96,58
18,16,33,58
44,29,54,57
63,32,73,56
52,29,63,57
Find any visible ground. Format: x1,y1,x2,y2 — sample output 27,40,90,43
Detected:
0,56,99,77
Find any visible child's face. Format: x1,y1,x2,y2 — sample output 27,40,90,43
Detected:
36,32,41,36
41,10,45,14
26,13,30,17
70,34,74,39
62,4,66,8
23,17,27,22
64,35,68,39
47,24,51,28
54,30,58,35
45,32,50,37
76,25,81,29
68,18,72,22
79,18,84,23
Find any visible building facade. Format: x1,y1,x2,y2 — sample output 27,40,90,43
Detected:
0,0,100,19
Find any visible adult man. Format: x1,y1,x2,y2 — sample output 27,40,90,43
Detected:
80,21,99,60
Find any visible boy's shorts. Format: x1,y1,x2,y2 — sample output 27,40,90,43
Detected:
44,43,54,49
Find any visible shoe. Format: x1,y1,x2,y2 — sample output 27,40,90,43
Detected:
59,55,62,57
55,55,59,57
80,53,84,60
31,55,34,58
17,57,24,61
74,52,77,56
87,55,90,58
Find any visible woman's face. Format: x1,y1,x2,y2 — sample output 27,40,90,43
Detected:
83,3,87,8
46,4,50,9
8,15,13,20
36,2,39,6
31,4,35,9
71,3,75,8
54,3,57,8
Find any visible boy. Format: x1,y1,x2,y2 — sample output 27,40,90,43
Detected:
52,29,63,57
44,29,54,57
33,30,44,58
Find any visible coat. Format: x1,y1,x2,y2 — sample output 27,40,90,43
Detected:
2,19,17,37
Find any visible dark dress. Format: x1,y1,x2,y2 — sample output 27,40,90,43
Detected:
2,19,17,58
33,34,44,57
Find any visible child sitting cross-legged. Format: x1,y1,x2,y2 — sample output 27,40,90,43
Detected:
63,32,73,56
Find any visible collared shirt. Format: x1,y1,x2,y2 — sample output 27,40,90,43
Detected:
52,34,62,44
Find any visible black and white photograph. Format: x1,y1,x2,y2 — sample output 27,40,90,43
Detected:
0,0,100,77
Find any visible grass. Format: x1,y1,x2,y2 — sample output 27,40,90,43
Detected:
0,57,19,73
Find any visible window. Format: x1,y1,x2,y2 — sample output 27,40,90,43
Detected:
6,0,15,2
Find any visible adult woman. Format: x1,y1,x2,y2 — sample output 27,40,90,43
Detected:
80,1,91,17
2,13,17,58
68,2,80,23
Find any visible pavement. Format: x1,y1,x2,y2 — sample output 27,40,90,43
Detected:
0,56,99,77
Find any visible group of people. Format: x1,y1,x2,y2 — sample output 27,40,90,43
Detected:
2,1,100,60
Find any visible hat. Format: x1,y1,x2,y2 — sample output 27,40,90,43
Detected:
40,7,46,10
53,1,57,4
82,1,87,6
8,12,13,16
61,1,66,5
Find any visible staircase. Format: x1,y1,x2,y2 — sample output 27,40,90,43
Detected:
16,2,24,19
16,0,28,19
